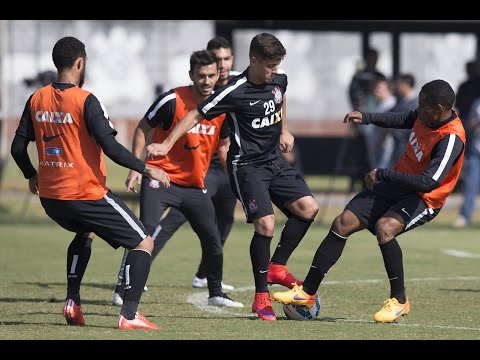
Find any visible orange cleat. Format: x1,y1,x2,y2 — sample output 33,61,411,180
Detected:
251,292,276,321
118,312,160,330
267,262,303,289
373,297,410,323
63,299,85,326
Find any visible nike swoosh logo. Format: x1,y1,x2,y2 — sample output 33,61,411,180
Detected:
183,142,201,151
259,270,268,274
42,133,64,142
202,189,208,194
293,294,311,301
395,305,408,316
249,100,261,106
401,208,411,217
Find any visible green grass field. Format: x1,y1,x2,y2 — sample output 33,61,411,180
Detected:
1,156,479,339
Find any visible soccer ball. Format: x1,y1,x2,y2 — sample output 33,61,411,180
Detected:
283,293,320,321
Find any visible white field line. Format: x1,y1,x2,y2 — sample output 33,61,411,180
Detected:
329,318,480,332
187,275,480,331
442,248,480,258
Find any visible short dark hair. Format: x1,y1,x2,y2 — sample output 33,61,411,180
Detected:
420,79,455,108
249,33,286,61
189,49,218,73
207,36,232,51
397,73,415,88
52,36,86,71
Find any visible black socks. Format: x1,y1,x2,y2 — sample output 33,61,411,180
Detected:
250,232,273,293
379,238,406,303
66,235,92,305
271,216,313,265
302,230,347,295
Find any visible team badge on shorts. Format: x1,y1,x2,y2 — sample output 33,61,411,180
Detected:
149,179,160,189
247,199,258,214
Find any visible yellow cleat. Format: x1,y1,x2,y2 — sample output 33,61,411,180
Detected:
272,283,316,307
373,297,410,323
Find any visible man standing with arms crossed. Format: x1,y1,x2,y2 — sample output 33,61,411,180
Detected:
10,36,168,330
112,50,243,308
147,33,319,321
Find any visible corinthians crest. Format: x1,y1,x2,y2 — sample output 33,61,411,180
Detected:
272,86,283,104
247,198,258,214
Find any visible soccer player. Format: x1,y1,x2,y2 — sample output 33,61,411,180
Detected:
272,79,465,323
112,49,243,308
145,37,239,293
146,33,319,321
10,36,169,330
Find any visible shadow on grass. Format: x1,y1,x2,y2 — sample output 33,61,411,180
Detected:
0,320,114,329
16,281,115,290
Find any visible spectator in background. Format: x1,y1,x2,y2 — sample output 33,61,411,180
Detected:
346,48,386,190
455,60,480,124
348,48,386,113
386,73,418,168
370,77,397,169
453,96,480,227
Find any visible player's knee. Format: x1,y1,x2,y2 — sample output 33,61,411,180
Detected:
254,215,275,236
307,201,320,219
375,218,397,243
332,211,358,236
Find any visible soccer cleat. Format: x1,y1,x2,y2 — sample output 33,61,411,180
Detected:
251,292,276,321
192,276,235,292
373,297,410,323
118,312,160,330
272,283,316,307
63,299,85,326
267,262,303,289
112,292,123,307
208,293,244,308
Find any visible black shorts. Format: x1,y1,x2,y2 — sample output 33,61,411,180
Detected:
205,165,237,213
346,184,440,235
229,156,313,223
40,191,148,249
140,178,222,255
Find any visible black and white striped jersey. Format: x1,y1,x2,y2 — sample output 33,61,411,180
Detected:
198,68,287,166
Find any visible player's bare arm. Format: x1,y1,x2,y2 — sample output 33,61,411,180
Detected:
126,117,152,192
28,174,39,195
216,137,230,168
279,94,294,153
147,109,203,158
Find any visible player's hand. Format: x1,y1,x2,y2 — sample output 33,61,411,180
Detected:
144,165,170,188
28,174,39,195
146,142,170,159
280,130,294,153
344,111,363,124
364,169,378,190
125,170,142,193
